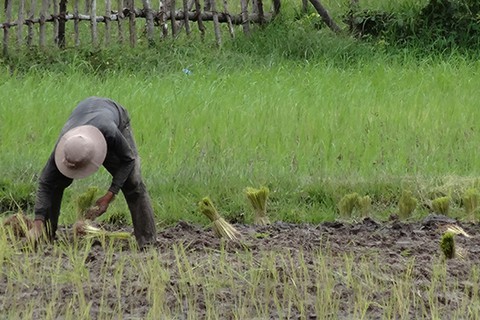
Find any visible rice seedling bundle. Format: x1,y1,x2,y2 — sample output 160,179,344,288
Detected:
245,186,270,225
198,197,241,240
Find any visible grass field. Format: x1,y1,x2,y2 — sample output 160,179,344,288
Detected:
2,1,480,318
2,45,480,225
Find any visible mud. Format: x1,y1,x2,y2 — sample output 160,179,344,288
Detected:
2,215,480,319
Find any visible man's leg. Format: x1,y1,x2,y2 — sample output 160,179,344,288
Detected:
121,159,157,248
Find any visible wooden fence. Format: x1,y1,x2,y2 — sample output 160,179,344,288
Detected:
0,0,281,54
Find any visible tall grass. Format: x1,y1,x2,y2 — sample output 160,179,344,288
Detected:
1,49,480,224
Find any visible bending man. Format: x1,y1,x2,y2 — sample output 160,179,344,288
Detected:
30,97,157,249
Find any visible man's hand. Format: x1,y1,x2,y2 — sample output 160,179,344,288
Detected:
84,191,115,220
27,219,45,244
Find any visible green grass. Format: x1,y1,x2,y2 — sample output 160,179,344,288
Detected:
1,0,480,225
1,48,480,225
2,3,480,318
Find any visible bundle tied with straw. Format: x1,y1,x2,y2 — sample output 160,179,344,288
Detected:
198,197,241,240
245,186,270,225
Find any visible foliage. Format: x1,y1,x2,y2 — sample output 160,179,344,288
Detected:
347,0,480,50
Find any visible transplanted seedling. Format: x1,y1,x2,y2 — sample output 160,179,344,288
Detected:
432,196,451,215
462,188,479,221
440,231,455,259
338,193,360,218
399,190,417,220
358,195,372,217
3,212,33,238
245,186,270,225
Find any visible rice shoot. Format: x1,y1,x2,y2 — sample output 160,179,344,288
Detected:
72,220,131,240
198,197,241,240
432,196,450,215
399,190,417,219
3,212,33,238
440,231,455,259
245,186,270,225
75,186,99,219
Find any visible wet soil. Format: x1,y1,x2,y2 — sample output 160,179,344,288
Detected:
2,215,480,319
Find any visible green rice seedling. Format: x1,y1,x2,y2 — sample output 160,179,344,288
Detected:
75,186,99,218
462,188,479,221
432,196,451,215
72,220,131,241
338,193,360,218
72,186,131,241
440,231,455,259
198,197,241,240
399,190,417,219
2,212,33,238
245,186,270,225
358,195,372,217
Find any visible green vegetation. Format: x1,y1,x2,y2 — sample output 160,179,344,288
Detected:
398,190,417,220
432,196,451,215
1,1,480,227
245,186,270,225
440,231,455,259
1,1,480,318
462,188,479,221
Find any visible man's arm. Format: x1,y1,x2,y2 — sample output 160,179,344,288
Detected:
107,128,136,194
30,154,72,240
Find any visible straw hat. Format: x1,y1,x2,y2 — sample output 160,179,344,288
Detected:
54,125,107,179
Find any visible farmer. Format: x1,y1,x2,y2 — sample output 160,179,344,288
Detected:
28,97,157,249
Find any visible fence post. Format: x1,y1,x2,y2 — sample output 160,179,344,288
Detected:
170,0,177,37
3,0,12,57
256,0,264,25
194,0,205,39
127,0,136,46
240,0,249,36
39,0,49,48
58,0,67,48
53,0,59,45
210,0,221,46
117,0,124,44
223,0,234,38
182,0,190,35
74,0,80,46
105,0,111,45
17,0,25,46
91,0,98,46
26,0,36,46
159,1,168,38
142,0,154,43
272,0,280,17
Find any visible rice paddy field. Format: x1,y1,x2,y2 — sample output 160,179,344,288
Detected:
2,0,480,316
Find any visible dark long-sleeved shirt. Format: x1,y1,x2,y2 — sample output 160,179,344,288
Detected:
34,97,136,221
